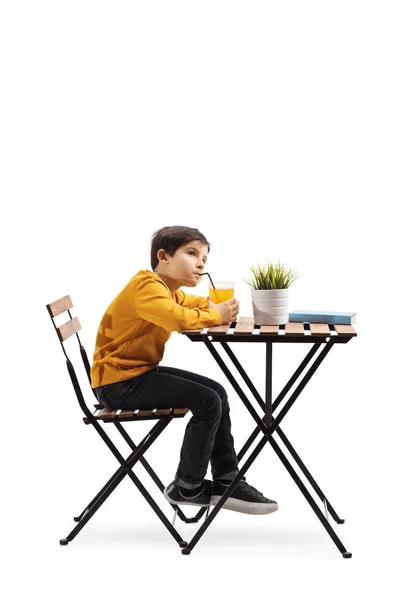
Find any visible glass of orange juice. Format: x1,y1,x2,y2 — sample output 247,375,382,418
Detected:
209,281,234,304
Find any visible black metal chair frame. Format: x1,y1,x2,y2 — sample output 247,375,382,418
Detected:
181,327,355,558
47,297,208,549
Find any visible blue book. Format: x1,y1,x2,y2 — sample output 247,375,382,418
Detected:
289,310,357,325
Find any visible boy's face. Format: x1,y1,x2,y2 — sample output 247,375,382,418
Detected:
156,240,208,288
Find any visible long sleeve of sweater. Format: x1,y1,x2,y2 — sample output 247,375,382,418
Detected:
133,278,222,333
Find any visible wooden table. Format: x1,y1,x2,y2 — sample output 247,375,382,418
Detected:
180,317,357,557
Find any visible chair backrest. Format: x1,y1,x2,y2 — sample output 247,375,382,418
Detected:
46,295,95,420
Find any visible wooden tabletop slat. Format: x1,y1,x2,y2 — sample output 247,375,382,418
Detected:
154,408,172,416
181,329,203,334
207,323,231,334
334,324,357,337
173,408,189,416
259,325,279,335
234,317,255,335
285,323,305,336
180,317,356,340
309,323,331,336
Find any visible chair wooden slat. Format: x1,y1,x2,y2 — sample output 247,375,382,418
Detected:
173,408,189,416
137,409,155,417
93,406,189,421
47,295,73,318
207,323,231,334
234,317,255,335
100,408,116,419
285,323,305,336
259,325,279,335
57,317,82,341
118,410,136,420
309,323,331,336
334,324,357,337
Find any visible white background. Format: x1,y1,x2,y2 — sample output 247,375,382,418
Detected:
1,1,399,598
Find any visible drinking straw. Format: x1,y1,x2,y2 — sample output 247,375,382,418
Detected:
200,272,216,289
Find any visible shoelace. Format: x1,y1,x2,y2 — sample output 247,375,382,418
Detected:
218,479,265,500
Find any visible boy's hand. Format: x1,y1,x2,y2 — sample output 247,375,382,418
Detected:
207,297,240,324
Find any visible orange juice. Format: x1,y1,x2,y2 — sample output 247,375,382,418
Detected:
209,283,234,304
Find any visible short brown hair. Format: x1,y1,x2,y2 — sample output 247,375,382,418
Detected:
150,226,211,270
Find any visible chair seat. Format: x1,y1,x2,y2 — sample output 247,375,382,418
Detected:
92,406,190,422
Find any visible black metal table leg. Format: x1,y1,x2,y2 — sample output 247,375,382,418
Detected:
269,436,351,558
183,337,352,557
222,340,346,524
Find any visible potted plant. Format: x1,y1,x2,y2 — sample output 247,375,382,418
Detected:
244,261,300,325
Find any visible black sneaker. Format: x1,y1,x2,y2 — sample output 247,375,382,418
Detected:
211,480,278,515
164,480,212,507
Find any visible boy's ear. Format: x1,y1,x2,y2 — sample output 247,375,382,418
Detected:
157,249,169,264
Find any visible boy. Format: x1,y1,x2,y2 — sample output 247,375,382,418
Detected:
91,226,278,515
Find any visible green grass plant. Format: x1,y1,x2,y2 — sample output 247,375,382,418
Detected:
244,261,299,290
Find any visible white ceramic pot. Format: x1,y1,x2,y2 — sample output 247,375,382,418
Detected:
251,289,289,325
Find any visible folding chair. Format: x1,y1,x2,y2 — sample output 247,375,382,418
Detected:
46,294,208,548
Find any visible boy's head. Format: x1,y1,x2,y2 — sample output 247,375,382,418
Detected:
151,226,211,288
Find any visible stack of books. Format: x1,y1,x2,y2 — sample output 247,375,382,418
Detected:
288,310,357,325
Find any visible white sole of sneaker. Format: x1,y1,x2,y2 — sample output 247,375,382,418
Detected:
210,496,278,515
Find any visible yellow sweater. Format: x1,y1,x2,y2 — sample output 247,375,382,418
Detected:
91,270,223,387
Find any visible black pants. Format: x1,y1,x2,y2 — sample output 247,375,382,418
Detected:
94,366,239,489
